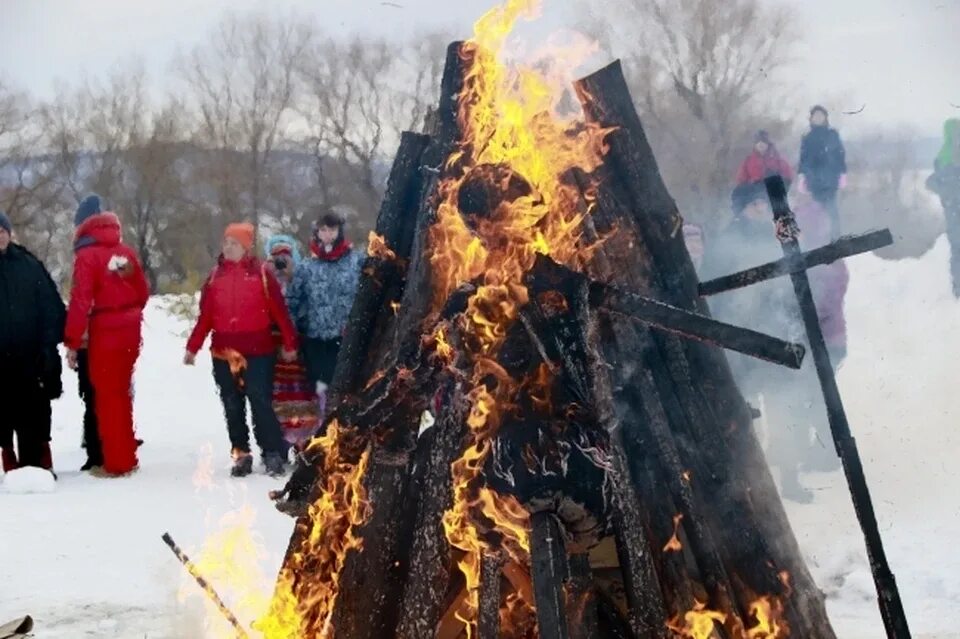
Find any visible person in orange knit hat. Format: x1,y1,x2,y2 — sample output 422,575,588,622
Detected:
185,222,298,477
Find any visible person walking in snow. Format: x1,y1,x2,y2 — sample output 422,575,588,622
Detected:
64,195,149,477
798,105,848,234
735,130,794,190
286,212,362,420
926,118,960,297
0,210,65,475
264,235,320,449
185,223,299,477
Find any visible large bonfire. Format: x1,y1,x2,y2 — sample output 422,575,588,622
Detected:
180,1,816,637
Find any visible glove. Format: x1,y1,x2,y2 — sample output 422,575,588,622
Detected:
838,174,848,190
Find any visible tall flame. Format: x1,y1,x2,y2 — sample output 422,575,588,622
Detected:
429,0,611,635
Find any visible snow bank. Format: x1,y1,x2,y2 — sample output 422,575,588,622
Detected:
2,467,57,494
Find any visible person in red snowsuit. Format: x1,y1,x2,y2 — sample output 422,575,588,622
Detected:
185,223,299,477
64,195,149,477
735,130,794,190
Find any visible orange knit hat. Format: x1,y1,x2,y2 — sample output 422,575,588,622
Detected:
224,222,255,251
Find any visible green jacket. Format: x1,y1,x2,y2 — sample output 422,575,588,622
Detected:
936,118,960,171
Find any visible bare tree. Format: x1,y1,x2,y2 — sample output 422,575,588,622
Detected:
583,0,798,228
0,78,69,268
296,32,447,232
177,12,313,231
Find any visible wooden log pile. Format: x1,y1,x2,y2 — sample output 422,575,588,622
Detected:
267,40,838,639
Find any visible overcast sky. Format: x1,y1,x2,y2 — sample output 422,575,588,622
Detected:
1,0,957,138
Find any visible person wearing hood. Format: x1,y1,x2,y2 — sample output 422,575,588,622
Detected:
798,105,848,233
0,210,65,475
736,130,794,189
64,195,150,477
926,118,960,296
286,211,362,419
264,234,319,448
185,223,299,477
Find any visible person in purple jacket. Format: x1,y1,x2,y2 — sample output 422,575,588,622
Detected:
700,182,848,502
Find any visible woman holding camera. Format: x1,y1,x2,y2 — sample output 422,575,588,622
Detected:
264,235,320,448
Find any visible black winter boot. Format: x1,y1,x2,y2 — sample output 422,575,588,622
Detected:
264,452,287,478
230,450,254,478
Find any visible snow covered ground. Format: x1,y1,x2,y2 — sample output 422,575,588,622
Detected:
2,237,959,638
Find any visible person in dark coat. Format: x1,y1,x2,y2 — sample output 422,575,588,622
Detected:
736,130,794,189
702,184,847,503
286,211,362,419
926,118,960,296
0,210,66,475
798,105,847,233
185,223,299,477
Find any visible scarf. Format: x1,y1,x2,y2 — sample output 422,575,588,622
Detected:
309,238,352,262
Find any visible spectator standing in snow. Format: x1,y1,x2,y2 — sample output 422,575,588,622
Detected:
735,130,794,189
703,184,848,503
798,105,848,234
286,212,362,420
0,210,65,475
264,234,319,449
926,118,960,297
185,223,299,477
64,195,149,477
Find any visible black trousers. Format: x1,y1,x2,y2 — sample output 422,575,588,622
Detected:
212,354,284,456
0,378,51,468
302,337,341,386
77,349,102,465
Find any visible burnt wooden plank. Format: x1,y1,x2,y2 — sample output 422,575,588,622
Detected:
478,552,504,639
567,553,602,639
531,512,572,639
698,229,892,297
330,130,431,405
395,382,468,639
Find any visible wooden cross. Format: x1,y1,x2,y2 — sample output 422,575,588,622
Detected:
690,175,909,639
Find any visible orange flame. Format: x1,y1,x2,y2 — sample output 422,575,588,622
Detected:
367,231,397,261
746,596,789,638
667,600,727,639
260,420,371,637
428,0,612,634
663,513,684,553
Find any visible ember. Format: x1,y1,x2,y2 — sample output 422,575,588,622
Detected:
263,0,842,637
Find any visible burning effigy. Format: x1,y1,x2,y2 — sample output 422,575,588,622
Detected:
257,1,843,637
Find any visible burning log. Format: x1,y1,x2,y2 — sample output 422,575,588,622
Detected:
530,512,572,639
395,382,469,639
329,130,431,405
479,551,505,639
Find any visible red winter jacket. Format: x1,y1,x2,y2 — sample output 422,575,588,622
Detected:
187,255,298,357
735,149,795,185
64,213,150,351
